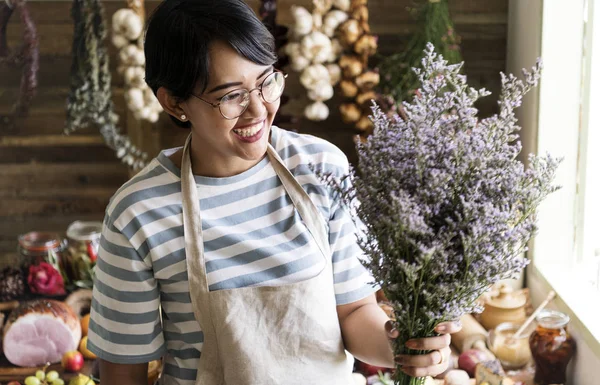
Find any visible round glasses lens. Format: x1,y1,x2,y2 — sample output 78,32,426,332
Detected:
220,90,249,119
261,72,285,103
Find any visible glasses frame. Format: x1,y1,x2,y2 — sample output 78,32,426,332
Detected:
191,69,287,120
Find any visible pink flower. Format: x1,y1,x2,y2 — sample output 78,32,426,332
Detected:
28,262,66,296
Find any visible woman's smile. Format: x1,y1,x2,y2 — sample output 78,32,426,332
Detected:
232,119,265,142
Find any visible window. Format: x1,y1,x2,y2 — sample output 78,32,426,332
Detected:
530,0,600,342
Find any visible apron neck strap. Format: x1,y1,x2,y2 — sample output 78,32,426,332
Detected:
181,134,209,291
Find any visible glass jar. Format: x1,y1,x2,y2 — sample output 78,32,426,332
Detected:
18,231,67,272
529,309,576,385
65,221,102,288
489,321,533,370
18,232,68,296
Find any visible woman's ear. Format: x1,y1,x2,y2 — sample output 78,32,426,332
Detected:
157,87,188,122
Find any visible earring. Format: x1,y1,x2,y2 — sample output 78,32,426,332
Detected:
180,114,187,121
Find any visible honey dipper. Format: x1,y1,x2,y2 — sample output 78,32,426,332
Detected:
511,290,556,341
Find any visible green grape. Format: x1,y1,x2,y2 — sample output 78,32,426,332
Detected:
46,370,60,382
52,379,65,385
35,370,46,380
24,376,41,385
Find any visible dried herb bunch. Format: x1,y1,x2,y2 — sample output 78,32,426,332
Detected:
0,0,39,120
65,0,148,170
377,0,461,109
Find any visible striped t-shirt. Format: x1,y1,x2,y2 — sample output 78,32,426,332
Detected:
88,126,377,384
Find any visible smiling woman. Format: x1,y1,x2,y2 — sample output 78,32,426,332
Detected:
86,1,460,384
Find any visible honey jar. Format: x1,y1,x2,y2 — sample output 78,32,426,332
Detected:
488,321,533,370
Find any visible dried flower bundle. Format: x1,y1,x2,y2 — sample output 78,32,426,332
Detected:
319,44,560,384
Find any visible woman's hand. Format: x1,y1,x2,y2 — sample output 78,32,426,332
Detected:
385,320,462,377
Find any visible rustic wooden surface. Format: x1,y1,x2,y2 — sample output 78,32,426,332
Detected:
0,0,508,258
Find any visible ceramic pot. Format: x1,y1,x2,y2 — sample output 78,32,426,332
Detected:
480,283,527,330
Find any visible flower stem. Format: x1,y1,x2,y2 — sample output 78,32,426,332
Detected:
393,370,427,385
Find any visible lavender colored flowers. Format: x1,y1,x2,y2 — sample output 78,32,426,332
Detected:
321,44,560,384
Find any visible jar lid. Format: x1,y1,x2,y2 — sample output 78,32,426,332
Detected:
536,309,570,329
485,283,527,309
66,221,103,242
18,232,62,252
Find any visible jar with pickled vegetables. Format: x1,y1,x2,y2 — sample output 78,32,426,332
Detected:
529,309,576,385
18,231,67,274
65,221,102,288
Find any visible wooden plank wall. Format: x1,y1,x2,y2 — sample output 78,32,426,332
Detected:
0,0,508,260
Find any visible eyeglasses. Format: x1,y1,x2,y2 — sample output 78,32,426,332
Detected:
191,70,287,120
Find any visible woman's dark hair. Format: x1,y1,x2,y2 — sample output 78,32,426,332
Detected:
144,0,277,128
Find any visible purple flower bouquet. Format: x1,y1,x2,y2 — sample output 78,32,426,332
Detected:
322,44,560,384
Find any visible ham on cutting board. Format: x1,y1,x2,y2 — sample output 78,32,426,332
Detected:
2,299,81,367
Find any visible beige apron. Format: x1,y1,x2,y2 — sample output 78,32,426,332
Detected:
180,133,353,385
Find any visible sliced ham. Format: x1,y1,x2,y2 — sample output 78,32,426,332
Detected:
2,299,81,367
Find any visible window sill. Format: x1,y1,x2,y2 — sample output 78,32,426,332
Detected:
527,263,600,358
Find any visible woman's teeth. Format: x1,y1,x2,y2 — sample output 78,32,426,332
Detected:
233,122,263,137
